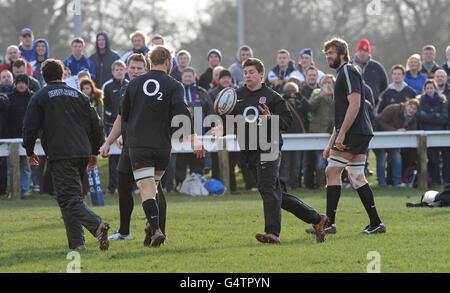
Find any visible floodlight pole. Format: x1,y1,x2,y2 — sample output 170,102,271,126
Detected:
238,0,244,48
74,0,82,38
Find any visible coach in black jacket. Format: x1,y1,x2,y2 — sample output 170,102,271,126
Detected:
22,59,110,251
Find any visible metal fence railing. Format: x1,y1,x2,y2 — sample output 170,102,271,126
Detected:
1,131,450,199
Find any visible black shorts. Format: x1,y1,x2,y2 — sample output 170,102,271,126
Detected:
129,147,171,172
332,133,373,155
117,147,132,174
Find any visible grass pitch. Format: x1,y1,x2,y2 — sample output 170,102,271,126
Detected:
0,185,448,273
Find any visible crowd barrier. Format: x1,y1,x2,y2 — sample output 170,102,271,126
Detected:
1,131,450,199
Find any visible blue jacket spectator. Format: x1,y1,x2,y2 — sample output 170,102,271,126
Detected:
31,39,49,86
404,54,427,95
63,37,95,80
405,70,427,95
89,32,121,89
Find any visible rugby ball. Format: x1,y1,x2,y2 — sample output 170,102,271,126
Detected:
214,87,237,116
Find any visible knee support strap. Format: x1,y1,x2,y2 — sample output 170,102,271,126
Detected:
346,163,367,189
133,168,155,187
327,155,349,168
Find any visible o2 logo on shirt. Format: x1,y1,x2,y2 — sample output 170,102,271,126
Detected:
143,79,163,101
243,106,259,123
243,106,263,126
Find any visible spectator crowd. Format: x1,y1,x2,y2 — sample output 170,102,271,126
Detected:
1,27,449,198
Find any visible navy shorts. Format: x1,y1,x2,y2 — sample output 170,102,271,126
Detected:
332,133,373,155
129,148,171,172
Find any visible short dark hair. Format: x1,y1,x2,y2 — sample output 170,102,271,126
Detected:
182,67,196,77
41,59,64,83
12,58,27,69
323,38,350,62
391,64,406,75
71,37,85,47
423,79,438,92
242,58,265,74
126,53,147,68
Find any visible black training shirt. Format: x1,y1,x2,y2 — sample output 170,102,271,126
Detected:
121,70,192,149
225,83,292,153
22,81,104,161
334,63,373,136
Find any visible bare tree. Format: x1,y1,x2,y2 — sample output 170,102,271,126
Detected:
181,0,449,82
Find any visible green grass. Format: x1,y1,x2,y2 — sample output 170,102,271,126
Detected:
0,185,449,273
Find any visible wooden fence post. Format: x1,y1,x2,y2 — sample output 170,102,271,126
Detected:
9,142,21,200
417,135,428,190
217,137,231,194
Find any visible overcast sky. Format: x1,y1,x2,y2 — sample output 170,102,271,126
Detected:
166,0,211,20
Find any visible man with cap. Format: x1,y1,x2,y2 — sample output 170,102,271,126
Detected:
19,28,36,63
351,39,388,107
293,48,325,83
198,49,222,90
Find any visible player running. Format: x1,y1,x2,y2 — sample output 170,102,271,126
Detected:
215,58,328,244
